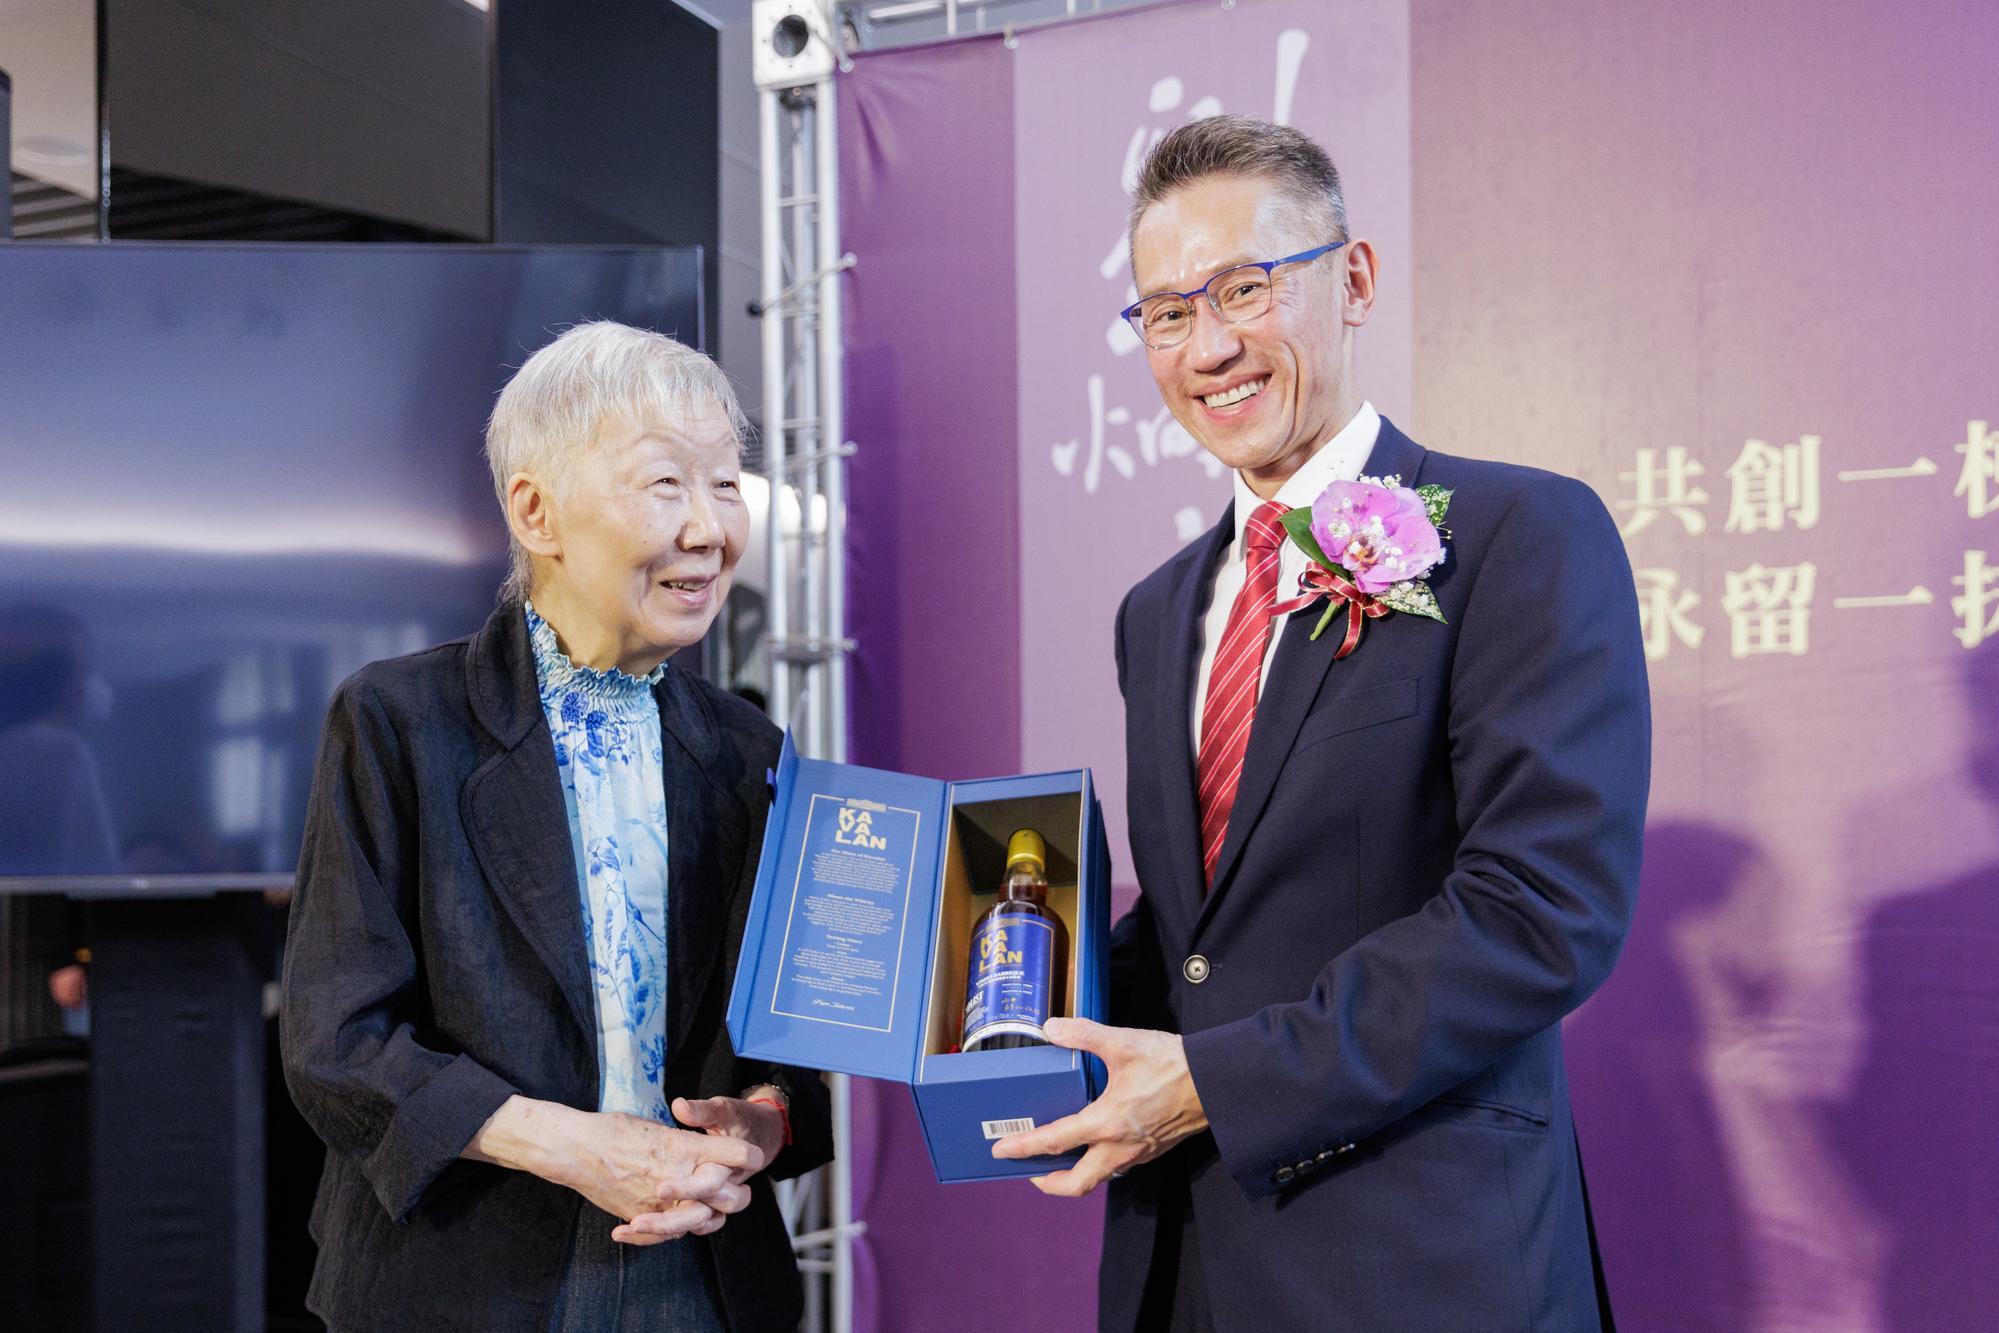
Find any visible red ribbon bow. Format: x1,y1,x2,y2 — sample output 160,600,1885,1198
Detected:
1269,564,1391,659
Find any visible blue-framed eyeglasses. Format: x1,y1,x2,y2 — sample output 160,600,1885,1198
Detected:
1120,241,1347,349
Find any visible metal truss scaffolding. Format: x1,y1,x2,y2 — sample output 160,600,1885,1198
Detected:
752,5,860,1333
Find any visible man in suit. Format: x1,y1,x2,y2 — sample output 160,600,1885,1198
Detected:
992,116,1649,1330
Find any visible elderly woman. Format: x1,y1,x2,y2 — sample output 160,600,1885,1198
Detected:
281,322,828,1332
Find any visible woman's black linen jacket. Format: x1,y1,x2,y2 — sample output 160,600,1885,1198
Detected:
280,600,832,1332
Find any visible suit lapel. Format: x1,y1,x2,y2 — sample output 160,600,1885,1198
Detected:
1153,508,1236,932
1195,420,1429,932
656,668,748,1059
460,606,597,1044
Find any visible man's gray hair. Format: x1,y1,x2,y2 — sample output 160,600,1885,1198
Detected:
484,320,749,603
1128,115,1349,264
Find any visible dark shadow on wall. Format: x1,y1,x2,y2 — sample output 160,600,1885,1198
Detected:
1830,643,1999,1330
1565,822,1764,1331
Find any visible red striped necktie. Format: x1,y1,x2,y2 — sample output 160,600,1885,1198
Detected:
1196,500,1288,889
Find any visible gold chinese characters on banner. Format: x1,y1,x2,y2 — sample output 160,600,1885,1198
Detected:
1619,421,1999,660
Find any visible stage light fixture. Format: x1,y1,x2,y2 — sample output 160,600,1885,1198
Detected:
753,0,836,90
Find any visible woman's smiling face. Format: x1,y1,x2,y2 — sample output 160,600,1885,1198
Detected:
526,405,749,675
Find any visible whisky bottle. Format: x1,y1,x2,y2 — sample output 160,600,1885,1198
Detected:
962,828,1068,1053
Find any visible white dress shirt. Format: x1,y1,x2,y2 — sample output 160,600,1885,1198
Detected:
1191,402,1382,751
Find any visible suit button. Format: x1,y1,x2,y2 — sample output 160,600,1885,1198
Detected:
1183,955,1210,984
1273,1165,1296,1185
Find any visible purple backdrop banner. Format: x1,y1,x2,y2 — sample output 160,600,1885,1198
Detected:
1414,3,1999,1328
840,0,1999,1330
838,32,1056,1333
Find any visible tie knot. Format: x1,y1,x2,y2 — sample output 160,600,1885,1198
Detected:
1244,501,1288,556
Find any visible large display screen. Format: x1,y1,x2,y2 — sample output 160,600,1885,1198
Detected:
0,241,703,885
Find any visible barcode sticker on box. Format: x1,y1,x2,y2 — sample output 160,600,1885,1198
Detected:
982,1117,1035,1140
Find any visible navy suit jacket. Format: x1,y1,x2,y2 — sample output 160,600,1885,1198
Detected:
280,601,832,1332
1102,419,1649,1331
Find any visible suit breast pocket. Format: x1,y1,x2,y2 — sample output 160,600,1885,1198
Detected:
1293,675,1422,755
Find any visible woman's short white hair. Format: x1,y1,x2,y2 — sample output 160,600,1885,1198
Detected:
485,320,750,603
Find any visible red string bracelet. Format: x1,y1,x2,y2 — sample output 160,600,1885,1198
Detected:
747,1093,792,1147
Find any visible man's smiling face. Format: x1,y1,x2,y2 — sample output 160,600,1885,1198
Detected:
1130,172,1363,496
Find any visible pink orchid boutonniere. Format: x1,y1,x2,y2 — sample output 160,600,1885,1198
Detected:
1272,475,1454,659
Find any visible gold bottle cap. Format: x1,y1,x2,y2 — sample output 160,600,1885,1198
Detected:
1006,828,1046,872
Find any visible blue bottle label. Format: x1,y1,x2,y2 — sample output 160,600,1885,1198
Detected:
962,912,1056,1048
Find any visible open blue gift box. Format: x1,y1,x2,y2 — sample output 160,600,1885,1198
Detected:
727,736,1110,1183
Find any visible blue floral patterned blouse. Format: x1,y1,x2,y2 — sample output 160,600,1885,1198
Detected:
526,603,672,1122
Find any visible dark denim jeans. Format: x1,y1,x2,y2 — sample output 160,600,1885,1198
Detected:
546,1206,727,1332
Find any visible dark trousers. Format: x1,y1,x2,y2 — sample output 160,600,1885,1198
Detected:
546,1206,726,1333
1136,1160,1215,1333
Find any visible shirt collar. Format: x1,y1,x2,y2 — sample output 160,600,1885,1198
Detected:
1230,401,1382,549
524,601,665,722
